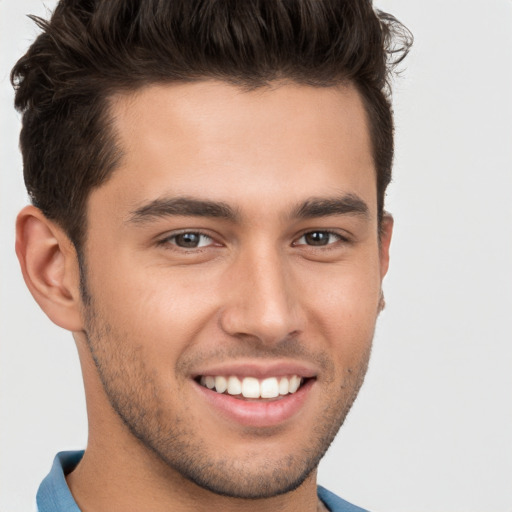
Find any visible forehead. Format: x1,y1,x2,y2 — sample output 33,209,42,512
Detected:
97,80,375,219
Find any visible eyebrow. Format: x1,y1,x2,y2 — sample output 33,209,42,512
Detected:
128,196,240,224
127,193,369,225
291,194,369,220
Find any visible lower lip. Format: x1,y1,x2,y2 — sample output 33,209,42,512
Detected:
193,379,314,428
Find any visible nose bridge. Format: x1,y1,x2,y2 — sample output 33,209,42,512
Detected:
219,241,302,344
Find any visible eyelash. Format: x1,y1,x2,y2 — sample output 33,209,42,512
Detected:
157,229,350,251
293,230,349,247
156,230,215,250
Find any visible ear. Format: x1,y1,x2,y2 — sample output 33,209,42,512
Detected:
16,205,84,331
379,213,393,279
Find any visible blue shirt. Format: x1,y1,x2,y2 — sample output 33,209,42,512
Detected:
37,451,369,512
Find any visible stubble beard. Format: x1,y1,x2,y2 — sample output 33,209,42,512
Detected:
81,292,372,500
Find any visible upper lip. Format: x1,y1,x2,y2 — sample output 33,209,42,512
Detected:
191,360,318,380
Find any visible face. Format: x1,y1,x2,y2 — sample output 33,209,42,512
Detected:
77,81,391,499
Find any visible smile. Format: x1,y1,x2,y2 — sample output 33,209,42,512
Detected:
198,375,304,399
192,363,317,427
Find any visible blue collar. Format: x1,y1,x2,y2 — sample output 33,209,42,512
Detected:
36,451,83,512
317,486,369,512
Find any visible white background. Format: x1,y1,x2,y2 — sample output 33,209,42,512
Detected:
1,1,511,511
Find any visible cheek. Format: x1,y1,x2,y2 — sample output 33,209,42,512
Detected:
85,254,218,354
299,259,381,358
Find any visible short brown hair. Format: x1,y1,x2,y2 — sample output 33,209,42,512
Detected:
12,0,411,248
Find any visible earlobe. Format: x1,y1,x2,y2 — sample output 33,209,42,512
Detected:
379,213,393,279
16,205,84,332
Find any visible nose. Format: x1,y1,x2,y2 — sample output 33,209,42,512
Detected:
218,246,304,345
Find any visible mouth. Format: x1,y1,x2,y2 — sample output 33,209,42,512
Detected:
192,369,316,428
196,374,307,401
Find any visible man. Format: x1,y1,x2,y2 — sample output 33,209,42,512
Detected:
12,1,411,510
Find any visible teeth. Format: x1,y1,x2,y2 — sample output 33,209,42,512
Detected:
200,375,304,398
204,376,215,389
289,375,301,393
260,377,279,398
227,376,242,395
214,376,227,393
278,377,289,395
241,377,260,398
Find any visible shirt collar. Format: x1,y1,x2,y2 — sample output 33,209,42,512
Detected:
36,451,83,512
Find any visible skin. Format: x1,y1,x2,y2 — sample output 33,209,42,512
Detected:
16,81,392,512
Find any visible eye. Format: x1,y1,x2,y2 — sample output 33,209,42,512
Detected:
294,231,343,247
163,232,214,249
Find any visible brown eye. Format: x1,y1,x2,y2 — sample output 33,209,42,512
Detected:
295,231,342,246
168,232,212,248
